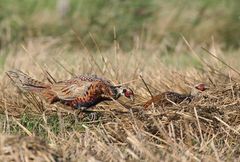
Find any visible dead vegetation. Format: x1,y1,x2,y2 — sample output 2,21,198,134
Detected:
0,38,240,162
0,134,61,162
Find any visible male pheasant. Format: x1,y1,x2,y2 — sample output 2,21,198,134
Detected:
6,70,134,110
143,83,208,108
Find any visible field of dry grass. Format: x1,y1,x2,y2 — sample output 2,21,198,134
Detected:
0,1,239,161
0,36,240,161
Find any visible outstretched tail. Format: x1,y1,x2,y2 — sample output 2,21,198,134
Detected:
6,70,58,103
6,70,49,91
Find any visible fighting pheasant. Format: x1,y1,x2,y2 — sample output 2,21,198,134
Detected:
6,70,134,110
143,83,208,108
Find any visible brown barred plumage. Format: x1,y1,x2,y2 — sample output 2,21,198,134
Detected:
143,83,208,108
7,70,134,110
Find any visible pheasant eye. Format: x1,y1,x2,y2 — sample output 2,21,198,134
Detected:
123,89,127,93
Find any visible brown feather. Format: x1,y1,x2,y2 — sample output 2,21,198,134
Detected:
144,91,192,108
66,81,115,109
7,70,122,109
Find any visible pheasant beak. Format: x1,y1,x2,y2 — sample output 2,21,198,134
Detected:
130,95,134,102
205,85,210,90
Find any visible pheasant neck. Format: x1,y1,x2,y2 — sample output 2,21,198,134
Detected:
110,86,122,100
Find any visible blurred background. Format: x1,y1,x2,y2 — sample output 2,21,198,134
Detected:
0,0,239,70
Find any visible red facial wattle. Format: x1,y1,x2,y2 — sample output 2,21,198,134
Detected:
125,91,131,98
195,83,208,91
124,89,134,98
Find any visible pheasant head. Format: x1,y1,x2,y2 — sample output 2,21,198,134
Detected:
191,83,209,95
114,86,134,101
194,83,209,91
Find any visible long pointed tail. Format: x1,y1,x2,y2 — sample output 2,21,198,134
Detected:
6,70,49,91
6,70,57,103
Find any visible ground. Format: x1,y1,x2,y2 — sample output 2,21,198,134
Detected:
0,0,240,161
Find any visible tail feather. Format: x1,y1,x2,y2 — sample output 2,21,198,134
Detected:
6,70,58,103
6,70,49,90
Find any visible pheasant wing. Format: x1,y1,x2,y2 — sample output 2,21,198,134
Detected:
75,75,114,86
51,75,115,102
51,80,92,100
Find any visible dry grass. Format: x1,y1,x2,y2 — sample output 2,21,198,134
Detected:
0,134,60,161
0,38,240,162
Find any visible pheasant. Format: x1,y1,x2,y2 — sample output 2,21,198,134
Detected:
6,70,134,110
143,83,208,108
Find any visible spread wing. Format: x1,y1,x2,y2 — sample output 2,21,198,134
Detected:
51,79,93,101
